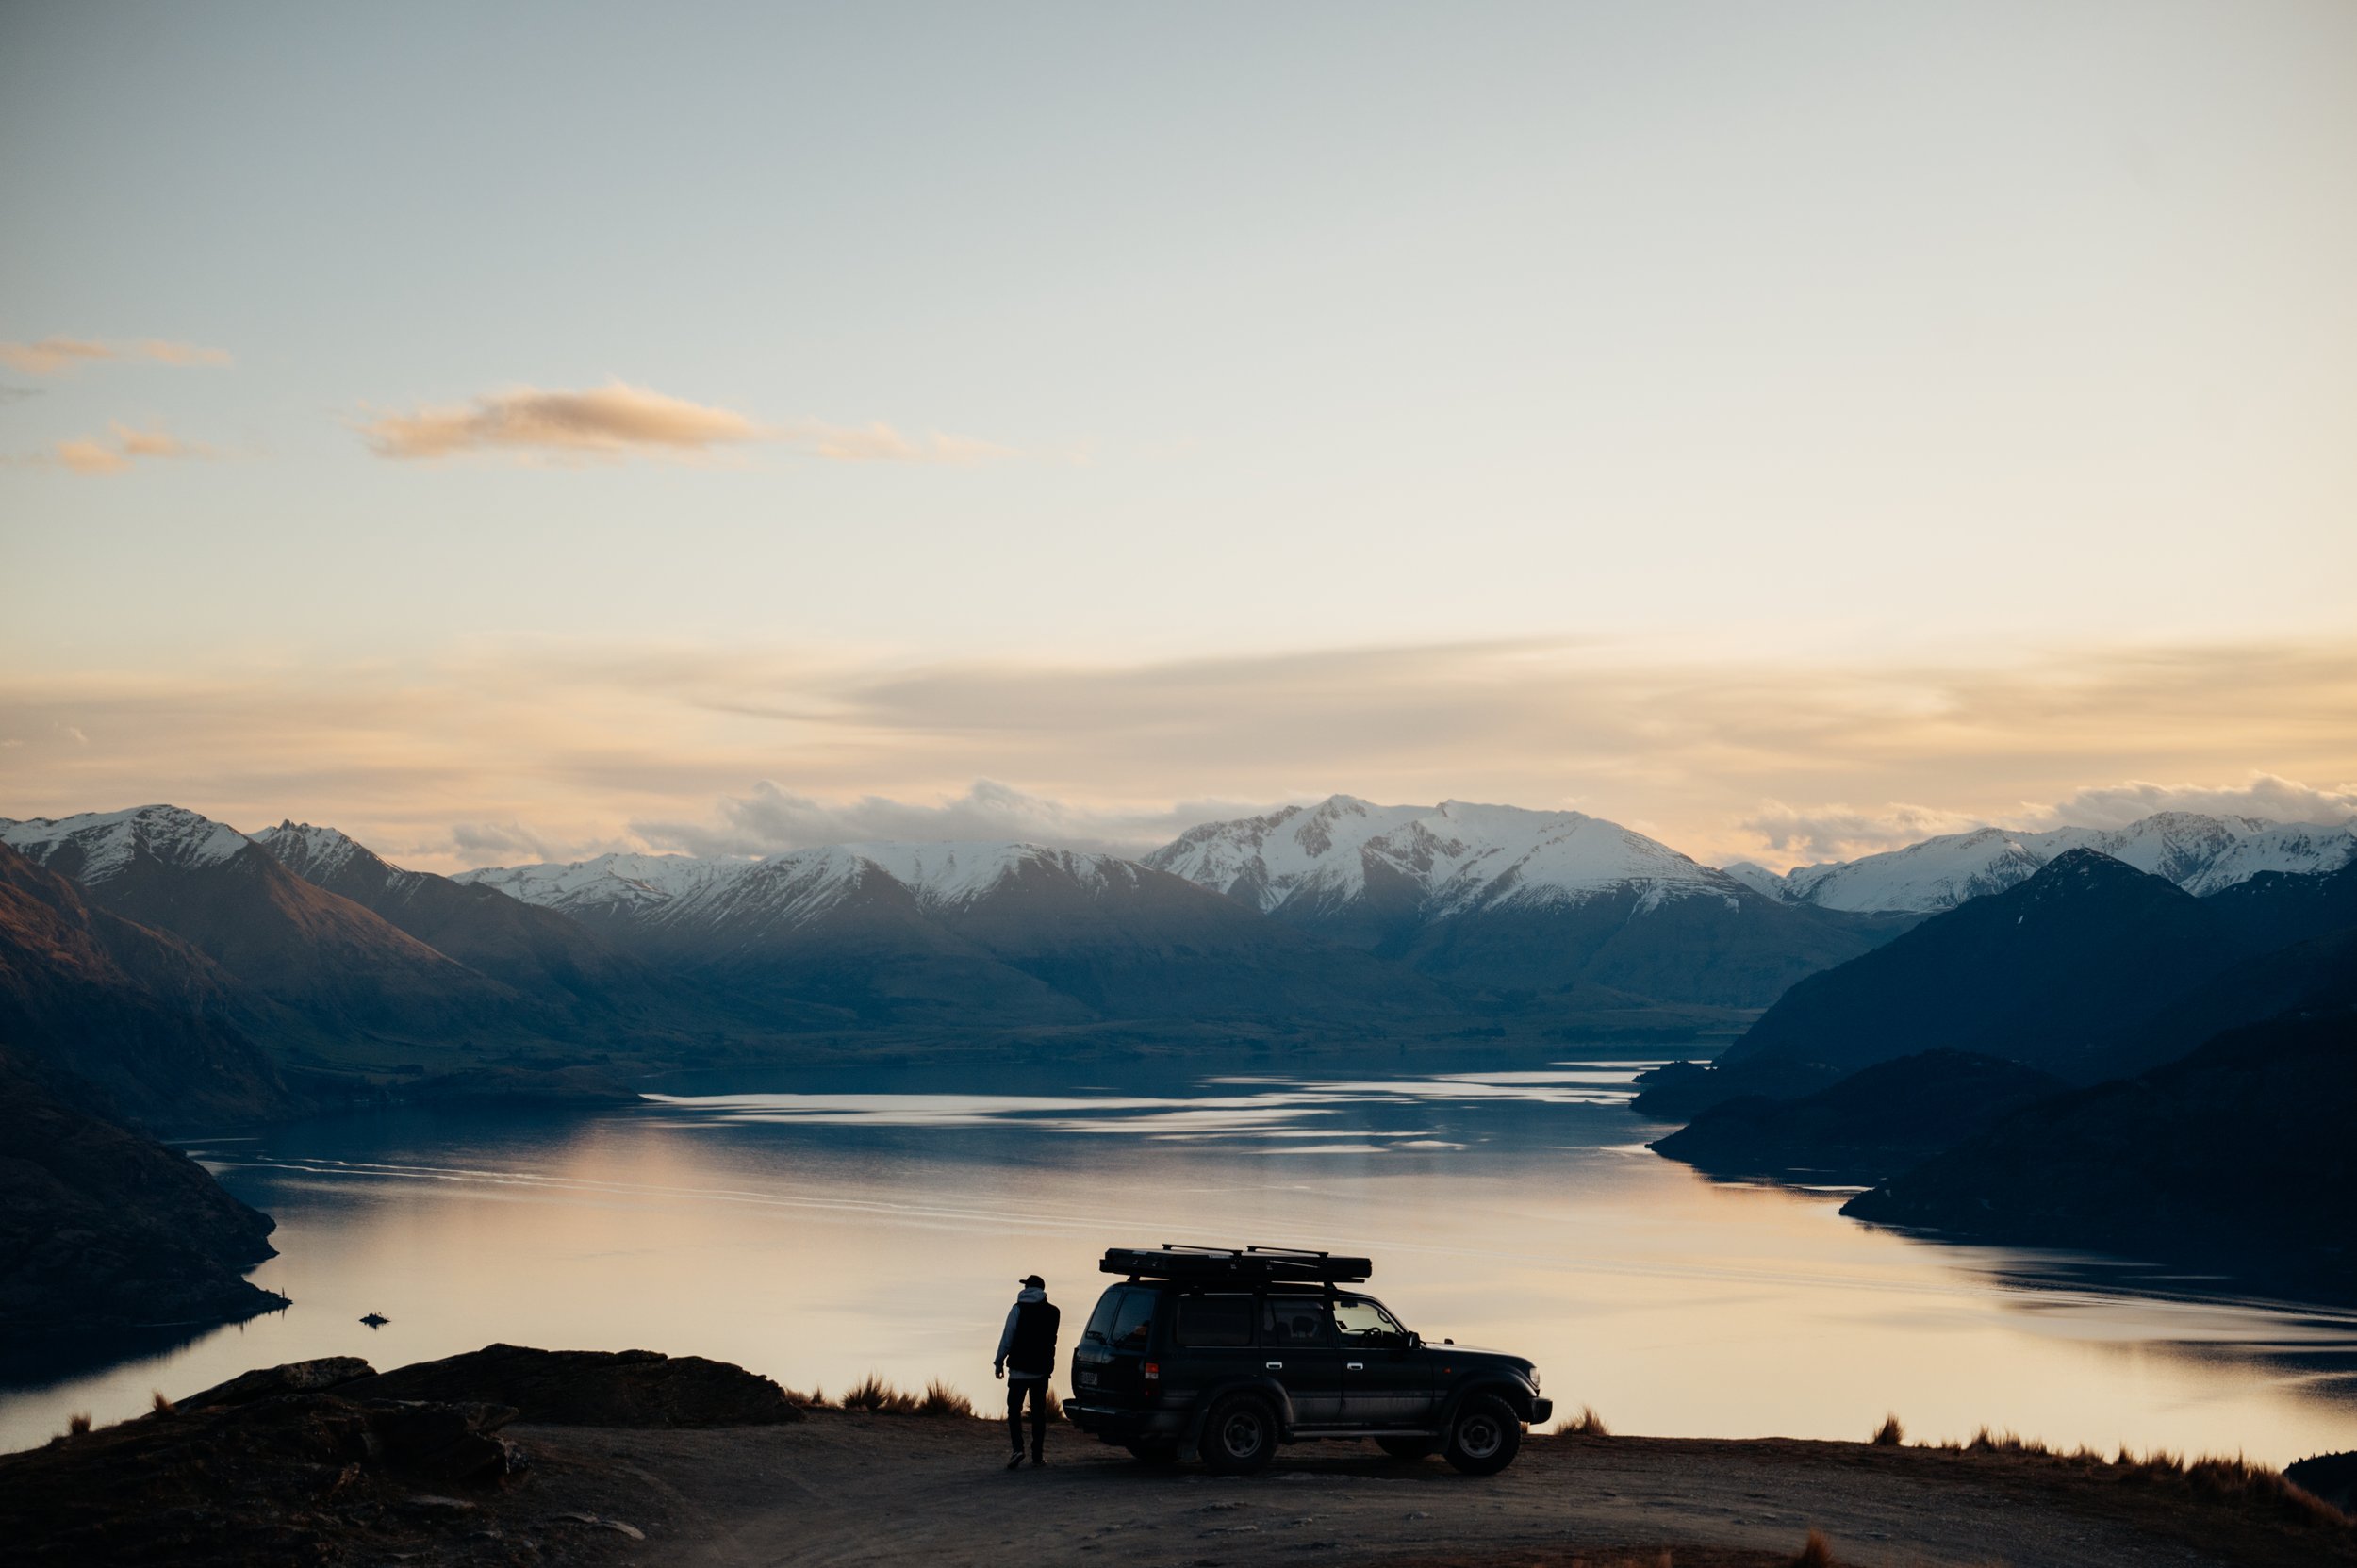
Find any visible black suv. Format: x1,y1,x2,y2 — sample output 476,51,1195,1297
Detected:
1062,1244,1552,1476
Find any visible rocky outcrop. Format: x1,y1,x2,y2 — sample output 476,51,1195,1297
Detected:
0,1047,283,1332
338,1344,805,1427
0,1387,529,1567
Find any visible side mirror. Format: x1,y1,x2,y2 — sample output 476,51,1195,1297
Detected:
1407,1331,1423,1350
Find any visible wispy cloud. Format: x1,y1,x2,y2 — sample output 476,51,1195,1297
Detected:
39,422,212,477
359,380,1014,466
0,337,233,375
785,421,1017,465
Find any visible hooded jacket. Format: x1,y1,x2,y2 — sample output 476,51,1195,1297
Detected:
996,1286,1060,1380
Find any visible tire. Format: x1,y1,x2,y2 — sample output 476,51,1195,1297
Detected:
1442,1393,1522,1476
1198,1394,1279,1476
1376,1436,1437,1461
1124,1439,1179,1466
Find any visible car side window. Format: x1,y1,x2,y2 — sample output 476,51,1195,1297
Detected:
1261,1296,1334,1347
1332,1296,1408,1345
1110,1290,1157,1350
1174,1294,1255,1347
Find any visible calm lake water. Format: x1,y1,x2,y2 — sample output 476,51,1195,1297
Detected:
8,1046,2355,1464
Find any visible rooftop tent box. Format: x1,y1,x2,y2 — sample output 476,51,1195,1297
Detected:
1098,1244,1374,1286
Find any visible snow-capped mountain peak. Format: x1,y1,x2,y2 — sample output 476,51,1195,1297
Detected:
1,804,254,883
252,819,382,884
1145,795,1738,920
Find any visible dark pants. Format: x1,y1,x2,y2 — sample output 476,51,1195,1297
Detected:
1006,1378,1050,1456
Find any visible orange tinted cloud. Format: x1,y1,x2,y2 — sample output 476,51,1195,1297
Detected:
360,380,1014,466
41,422,208,476
0,337,233,374
361,381,759,460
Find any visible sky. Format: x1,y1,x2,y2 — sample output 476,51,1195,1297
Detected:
3,1,2353,871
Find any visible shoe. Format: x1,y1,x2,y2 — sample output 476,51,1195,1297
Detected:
1006,1452,1024,1470
1030,1454,1047,1467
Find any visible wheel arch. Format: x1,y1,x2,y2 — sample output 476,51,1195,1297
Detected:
1439,1375,1538,1428
1182,1377,1298,1446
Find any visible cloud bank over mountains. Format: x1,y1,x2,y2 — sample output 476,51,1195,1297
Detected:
1741,774,2357,867
630,779,1259,861
4,635,2351,874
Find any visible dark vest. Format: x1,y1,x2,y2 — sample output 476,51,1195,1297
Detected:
1009,1298,1060,1375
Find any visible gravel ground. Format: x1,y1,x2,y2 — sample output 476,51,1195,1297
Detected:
495,1413,2357,1568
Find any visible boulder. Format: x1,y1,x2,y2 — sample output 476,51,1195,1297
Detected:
181,1356,374,1411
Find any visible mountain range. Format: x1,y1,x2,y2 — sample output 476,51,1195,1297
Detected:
461,837,1442,1026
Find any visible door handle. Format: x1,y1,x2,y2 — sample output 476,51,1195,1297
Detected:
1346,1362,1364,1371
1265,1361,1283,1370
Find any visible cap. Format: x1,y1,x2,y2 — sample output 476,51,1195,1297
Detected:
1019,1274,1046,1288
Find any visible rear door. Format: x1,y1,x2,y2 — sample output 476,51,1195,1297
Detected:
1072,1284,1159,1407
1164,1292,1260,1411
1259,1293,1344,1424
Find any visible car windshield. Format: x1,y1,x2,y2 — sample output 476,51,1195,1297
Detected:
1332,1296,1409,1345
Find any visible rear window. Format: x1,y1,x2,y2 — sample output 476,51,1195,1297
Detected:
1084,1286,1158,1350
1174,1295,1255,1347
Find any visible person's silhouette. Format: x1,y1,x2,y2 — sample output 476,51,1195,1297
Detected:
994,1273,1060,1468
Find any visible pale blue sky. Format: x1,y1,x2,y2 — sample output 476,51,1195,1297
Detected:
3,2,2353,865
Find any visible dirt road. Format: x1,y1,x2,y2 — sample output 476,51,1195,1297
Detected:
503,1413,2356,1568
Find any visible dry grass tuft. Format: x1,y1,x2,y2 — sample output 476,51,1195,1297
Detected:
917,1379,976,1419
837,1374,921,1414
1557,1404,1611,1437
1871,1413,1904,1446
65,1412,91,1438
1920,1428,2354,1530
150,1392,175,1415
1789,1527,1837,1566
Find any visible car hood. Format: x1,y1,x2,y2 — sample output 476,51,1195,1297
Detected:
1426,1345,1533,1373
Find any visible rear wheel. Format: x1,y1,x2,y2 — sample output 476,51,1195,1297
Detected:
1376,1435,1437,1461
1198,1394,1278,1476
1442,1393,1522,1476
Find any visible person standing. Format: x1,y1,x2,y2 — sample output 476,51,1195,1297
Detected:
994,1272,1060,1469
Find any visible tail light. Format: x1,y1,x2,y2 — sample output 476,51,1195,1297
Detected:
1143,1362,1161,1386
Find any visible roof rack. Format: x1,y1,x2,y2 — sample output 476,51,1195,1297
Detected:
1099,1244,1373,1285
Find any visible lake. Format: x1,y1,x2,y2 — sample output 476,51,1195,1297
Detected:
7,1046,2355,1464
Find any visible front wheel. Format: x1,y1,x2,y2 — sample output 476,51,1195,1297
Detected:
1442,1393,1522,1476
1376,1435,1437,1461
1198,1394,1278,1476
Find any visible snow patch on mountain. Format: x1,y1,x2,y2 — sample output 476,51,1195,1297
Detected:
2,804,254,883
252,820,380,884
452,851,757,918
